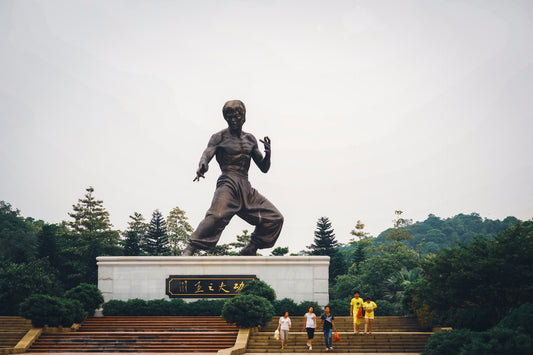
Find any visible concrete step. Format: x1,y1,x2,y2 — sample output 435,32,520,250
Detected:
29,316,239,353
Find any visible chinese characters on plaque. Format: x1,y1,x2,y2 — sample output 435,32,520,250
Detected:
166,275,257,298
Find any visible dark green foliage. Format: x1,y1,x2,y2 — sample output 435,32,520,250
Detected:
498,303,533,335
102,298,225,316
187,299,225,316
64,283,104,314
422,329,473,355
373,299,402,316
307,217,338,256
222,294,274,328
121,212,148,256
239,279,276,303
328,299,350,316
271,246,289,256
145,210,170,256
62,299,86,324
422,305,533,355
375,213,520,254
0,201,39,263
463,327,532,355
19,294,84,328
410,220,533,330
296,301,321,316
102,300,128,316
0,259,62,315
273,298,298,315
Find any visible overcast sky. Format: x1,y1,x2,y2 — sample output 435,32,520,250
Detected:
1,0,532,253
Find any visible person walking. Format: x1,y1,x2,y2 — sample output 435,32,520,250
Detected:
276,311,291,350
350,290,364,335
363,297,377,334
301,306,317,350
317,305,337,351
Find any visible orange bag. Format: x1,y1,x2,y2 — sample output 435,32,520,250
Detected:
357,308,363,319
333,331,340,342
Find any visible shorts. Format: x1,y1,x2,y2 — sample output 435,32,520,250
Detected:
306,327,315,339
280,329,289,341
365,315,374,320
353,315,362,325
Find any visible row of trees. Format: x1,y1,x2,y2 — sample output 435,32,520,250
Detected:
2,185,531,343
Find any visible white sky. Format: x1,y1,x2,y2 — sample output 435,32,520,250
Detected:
1,0,532,253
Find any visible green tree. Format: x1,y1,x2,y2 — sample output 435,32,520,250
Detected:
349,220,370,242
145,210,170,256
166,206,194,256
63,187,121,285
0,201,39,263
68,187,112,232
229,230,251,252
0,259,62,315
409,220,533,330
271,246,289,256
307,217,339,256
121,212,148,256
386,210,414,243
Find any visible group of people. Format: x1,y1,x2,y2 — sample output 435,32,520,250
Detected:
275,294,378,352
276,305,336,351
350,291,378,335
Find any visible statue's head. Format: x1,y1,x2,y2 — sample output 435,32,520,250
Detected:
223,100,246,131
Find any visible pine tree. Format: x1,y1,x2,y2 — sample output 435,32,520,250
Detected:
166,206,193,256
145,209,170,256
121,212,148,256
68,186,112,232
307,216,339,256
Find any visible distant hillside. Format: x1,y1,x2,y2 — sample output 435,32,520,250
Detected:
374,213,520,254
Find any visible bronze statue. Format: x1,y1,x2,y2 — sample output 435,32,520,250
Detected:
182,100,284,256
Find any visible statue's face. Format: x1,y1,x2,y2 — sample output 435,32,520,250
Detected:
223,101,246,131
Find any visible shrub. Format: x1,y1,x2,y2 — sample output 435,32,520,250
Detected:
102,299,127,316
146,299,173,316
102,298,226,316
328,299,350,316
63,299,86,324
239,280,276,302
125,299,150,316
422,329,473,355
222,294,274,328
464,327,533,355
273,298,299,316
19,294,83,328
64,283,104,315
297,301,320,316
186,299,225,316
374,299,402,316
168,298,187,316
497,302,533,335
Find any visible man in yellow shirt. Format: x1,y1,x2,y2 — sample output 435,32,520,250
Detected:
349,291,364,334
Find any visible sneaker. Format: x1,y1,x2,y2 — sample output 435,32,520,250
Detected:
309,346,312,350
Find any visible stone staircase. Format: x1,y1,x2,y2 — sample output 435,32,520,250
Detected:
26,316,238,353
246,316,432,353
0,316,32,349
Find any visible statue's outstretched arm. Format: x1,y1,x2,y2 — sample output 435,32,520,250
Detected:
252,136,272,173
193,135,218,181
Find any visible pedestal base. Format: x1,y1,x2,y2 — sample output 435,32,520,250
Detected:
97,256,329,305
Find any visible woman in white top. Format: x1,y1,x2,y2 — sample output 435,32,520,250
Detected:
301,306,317,350
276,311,291,349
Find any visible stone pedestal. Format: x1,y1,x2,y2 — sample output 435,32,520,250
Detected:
97,256,329,305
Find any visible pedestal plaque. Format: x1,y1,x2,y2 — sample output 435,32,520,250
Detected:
97,256,329,305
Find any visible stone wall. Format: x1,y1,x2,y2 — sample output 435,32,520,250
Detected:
97,256,329,305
